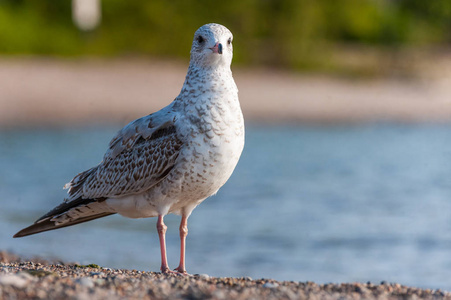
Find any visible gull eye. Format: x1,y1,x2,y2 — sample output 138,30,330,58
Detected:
197,36,204,44
227,38,232,45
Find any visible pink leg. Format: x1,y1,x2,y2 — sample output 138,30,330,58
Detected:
174,215,188,274
156,215,174,273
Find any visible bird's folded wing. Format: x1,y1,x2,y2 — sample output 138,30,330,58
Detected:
65,109,182,200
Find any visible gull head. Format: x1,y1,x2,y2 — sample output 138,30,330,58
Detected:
190,23,234,69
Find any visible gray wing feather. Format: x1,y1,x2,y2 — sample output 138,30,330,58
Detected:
65,107,182,200
107,105,177,159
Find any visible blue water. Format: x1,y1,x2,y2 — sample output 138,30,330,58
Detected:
2,124,451,290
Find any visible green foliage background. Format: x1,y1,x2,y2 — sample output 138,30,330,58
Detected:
1,0,450,72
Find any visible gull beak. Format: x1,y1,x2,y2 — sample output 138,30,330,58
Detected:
210,42,223,54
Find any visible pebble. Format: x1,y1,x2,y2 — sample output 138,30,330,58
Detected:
0,273,29,288
263,282,279,288
76,277,95,288
198,273,210,280
17,271,35,281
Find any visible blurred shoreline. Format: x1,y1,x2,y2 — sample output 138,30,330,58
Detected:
1,57,451,128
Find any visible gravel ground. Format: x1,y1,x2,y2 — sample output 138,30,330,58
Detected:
1,251,449,300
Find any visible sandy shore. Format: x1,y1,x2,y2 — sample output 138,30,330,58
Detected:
1,57,451,128
0,251,449,300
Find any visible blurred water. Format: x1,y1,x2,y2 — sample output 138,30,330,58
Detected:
2,124,451,290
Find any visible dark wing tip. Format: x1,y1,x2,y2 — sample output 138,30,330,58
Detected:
13,231,28,238
13,220,51,238
13,231,24,238
13,212,116,238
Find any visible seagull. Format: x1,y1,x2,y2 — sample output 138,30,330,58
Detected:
14,23,245,274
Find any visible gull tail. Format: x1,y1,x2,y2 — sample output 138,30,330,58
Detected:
13,197,116,238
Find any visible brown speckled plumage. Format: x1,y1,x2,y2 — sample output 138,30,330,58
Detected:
67,122,181,200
